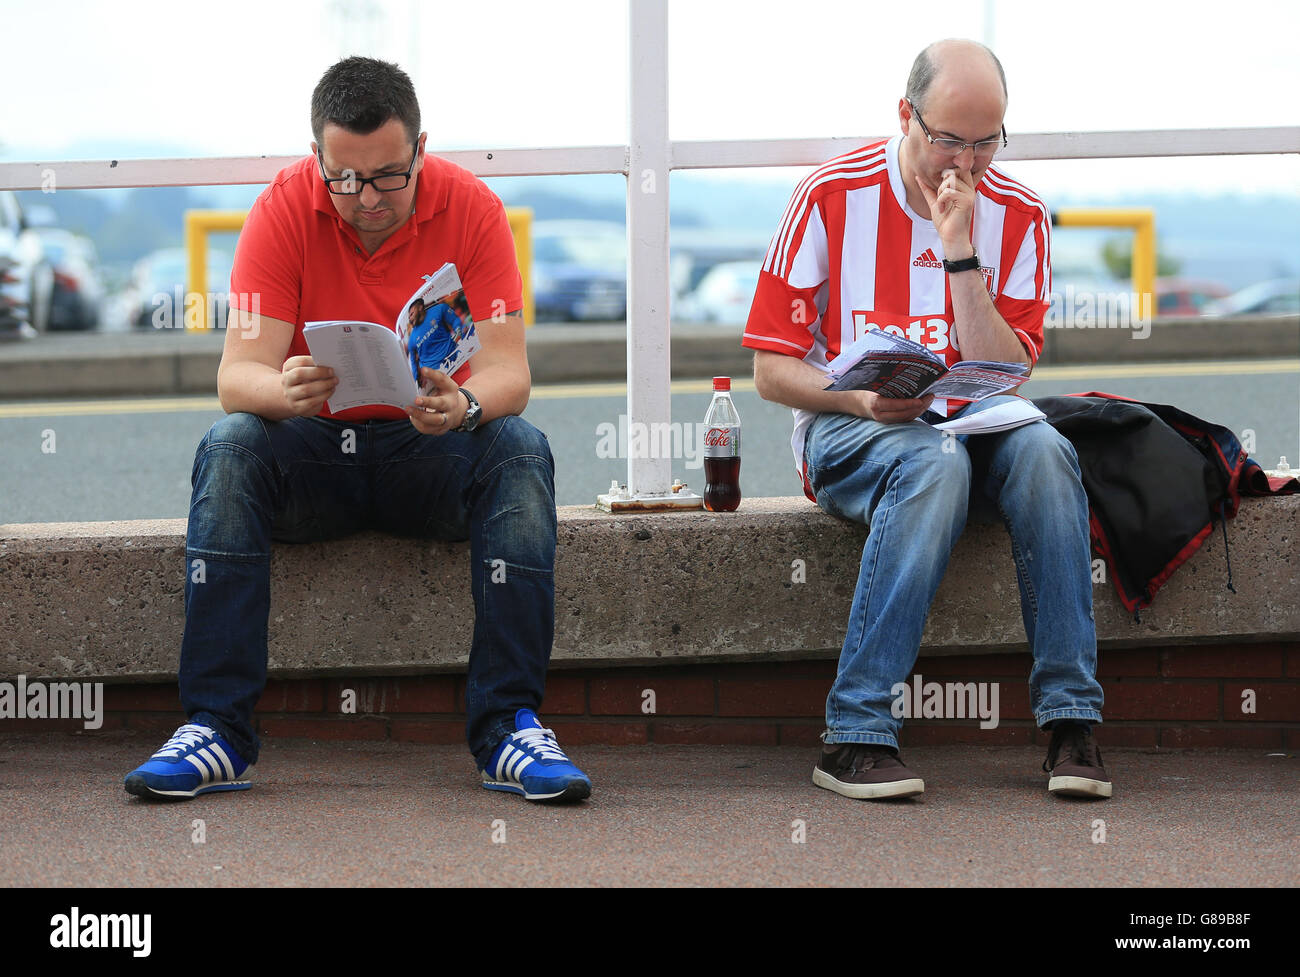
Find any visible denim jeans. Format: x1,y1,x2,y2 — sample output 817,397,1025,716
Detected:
803,396,1103,748
178,411,557,770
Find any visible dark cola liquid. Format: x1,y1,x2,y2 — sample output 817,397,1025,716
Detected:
704,455,742,512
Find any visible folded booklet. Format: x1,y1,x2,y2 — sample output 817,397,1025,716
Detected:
928,397,1045,435
824,328,1029,402
304,262,480,413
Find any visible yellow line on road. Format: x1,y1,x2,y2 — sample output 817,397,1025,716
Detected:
529,378,758,399
0,397,223,418
1026,359,1300,381
530,359,1300,396
0,359,1295,419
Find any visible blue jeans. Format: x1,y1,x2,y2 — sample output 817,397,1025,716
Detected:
803,396,1103,748
178,412,557,770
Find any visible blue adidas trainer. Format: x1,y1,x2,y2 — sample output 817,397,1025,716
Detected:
124,723,253,799
481,709,591,803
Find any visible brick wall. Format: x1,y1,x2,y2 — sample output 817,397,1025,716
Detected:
6,642,1297,749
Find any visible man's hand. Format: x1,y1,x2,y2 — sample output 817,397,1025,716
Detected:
405,367,466,435
916,166,976,257
849,389,935,424
753,349,936,423
280,355,338,417
909,169,1031,367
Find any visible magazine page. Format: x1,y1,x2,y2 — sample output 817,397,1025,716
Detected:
824,353,946,397
397,262,482,385
956,359,1031,377
921,367,1027,401
302,321,419,412
825,329,942,384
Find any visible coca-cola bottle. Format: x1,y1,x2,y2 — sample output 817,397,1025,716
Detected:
703,376,741,512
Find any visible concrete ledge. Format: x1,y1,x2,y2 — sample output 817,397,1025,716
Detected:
0,329,226,400
1040,313,1299,364
2,495,1297,682
1,315,1294,398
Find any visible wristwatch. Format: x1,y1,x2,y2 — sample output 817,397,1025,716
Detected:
943,250,981,274
455,387,482,432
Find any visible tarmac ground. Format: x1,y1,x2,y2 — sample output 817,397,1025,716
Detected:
2,732,1295,888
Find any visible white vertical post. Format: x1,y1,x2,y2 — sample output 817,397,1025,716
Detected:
625,0,672,497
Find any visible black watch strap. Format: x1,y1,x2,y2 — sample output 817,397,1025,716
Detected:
455,388,482,432
943,251,981,274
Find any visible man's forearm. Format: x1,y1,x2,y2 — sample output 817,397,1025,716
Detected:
753,349,933,424
753,351,860,414
217,361,298,420
462,362,530,423
454,310,532,424
946,263,1032,366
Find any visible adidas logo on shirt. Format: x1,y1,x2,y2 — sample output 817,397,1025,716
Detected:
912,248,943,268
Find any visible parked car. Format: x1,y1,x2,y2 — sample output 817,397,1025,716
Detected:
531,220,626,322
676,260,760,325
1047,273,1133,328
124,247,233,330
668,228,768,299
1154,277,1229,317
1204,278,1300,317
0,254,33,338
0,191,55,334
33,228,106,330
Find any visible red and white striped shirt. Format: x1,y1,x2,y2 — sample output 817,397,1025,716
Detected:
742,135,1052,495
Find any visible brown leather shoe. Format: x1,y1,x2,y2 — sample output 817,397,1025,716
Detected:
813,743,925,799
1043,723,1113,798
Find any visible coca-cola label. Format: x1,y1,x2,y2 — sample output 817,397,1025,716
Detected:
704,425,739,458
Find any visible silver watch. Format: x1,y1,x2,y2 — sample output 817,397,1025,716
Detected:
455,388,482,432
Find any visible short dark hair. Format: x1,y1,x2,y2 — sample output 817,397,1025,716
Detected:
905,40,1007,113
311,56,421,148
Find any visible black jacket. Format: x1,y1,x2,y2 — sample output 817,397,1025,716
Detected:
1033,393,1257,615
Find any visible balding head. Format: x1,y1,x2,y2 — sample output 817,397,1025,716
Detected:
905,39,1007,114
896,39,1010,218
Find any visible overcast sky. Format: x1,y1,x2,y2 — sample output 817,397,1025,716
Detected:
2,0,1297,197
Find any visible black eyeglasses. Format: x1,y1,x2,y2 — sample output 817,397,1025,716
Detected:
907,100,1006,158
317,147,418,195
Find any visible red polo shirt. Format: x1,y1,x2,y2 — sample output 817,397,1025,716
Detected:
229,153,523,421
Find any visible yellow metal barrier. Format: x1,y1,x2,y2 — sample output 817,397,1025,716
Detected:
1053,208,1156,322
184,210,246,331
506,207,535,326
183,205,536,331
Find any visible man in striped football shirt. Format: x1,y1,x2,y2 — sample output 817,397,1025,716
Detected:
744,39,1111,802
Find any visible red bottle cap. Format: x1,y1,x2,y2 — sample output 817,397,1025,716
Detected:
713,377,731,391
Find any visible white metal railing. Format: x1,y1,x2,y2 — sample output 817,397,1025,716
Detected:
625,0,673,497
2,127,1296,190
0,0,1297,500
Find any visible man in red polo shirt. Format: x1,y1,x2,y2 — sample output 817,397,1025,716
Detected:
125,57,591,804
